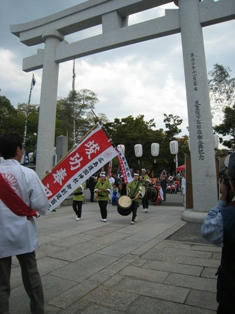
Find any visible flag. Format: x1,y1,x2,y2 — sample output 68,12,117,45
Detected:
42,125,118,211
32,74,36,87
72,59,76,91
117,147,133,184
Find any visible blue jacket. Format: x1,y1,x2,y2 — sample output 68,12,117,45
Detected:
201,201,235,309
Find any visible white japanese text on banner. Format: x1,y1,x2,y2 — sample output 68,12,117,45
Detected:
42,125,118,211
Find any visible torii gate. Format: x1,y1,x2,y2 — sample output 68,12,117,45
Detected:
11,0,235,221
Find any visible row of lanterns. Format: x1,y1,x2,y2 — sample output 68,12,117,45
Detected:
117,134,219,170
117,141,179,167
121,134,218,157
133,141,178,158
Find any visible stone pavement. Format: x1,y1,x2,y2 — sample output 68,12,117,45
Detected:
9,198,220,314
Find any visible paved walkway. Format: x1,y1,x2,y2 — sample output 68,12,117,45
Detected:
10,199,220,314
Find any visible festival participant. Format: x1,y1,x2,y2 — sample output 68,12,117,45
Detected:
140,168,150,213
108,173,115,203
127,172,142,224
72,184,85,221
160,169,167,201
118,175,127,196
181,173,186,197
94,172,111,222
201,152,235,314
86,174,97,202
111,183,119,205
155,178,164,205
0,134,48,314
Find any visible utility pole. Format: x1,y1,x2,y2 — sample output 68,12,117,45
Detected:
72,59,76,145
23,74,35,163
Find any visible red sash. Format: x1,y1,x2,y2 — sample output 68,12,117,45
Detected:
0,172,38,218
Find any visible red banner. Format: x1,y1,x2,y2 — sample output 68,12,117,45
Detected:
42,125,118,211
117,148,133,185
107,160,112,177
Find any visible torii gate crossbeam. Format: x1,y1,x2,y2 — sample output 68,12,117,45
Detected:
10,0,235,222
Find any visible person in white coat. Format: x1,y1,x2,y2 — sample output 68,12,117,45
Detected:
0,134,49,314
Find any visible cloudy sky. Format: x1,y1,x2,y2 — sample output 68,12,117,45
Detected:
0,0,234,135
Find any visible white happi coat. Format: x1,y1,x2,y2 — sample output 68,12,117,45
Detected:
0,159,48,258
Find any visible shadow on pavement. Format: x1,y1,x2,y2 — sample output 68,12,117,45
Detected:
167,222,210,244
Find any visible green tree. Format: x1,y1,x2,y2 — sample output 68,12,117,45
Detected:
209,64,235,111
208,64,235,149
104,114,187,174
214,105,235,149
17,103,39,152
0,96,15,116
0,97,38,153
105,115,157,170
0,96,18,134
163,113,183,139
56,88,99,148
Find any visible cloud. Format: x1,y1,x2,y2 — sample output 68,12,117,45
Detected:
0,49,27,90
0,48,41,106
203,20,235,69
1,46,188,134
1,0,234,140
57,54,189,135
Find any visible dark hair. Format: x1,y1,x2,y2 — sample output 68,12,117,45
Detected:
228,152,235,180
0,134,23,159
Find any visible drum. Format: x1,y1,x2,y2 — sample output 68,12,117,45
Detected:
117,195,132,216
146,186,157,202
140,186,146,199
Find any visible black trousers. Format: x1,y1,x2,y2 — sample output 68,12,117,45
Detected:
142,194,149,209
72,200,83,218
98,200,108,219
131,201,139,222
217,303,233,314
0,251,44,314
89,188,95,202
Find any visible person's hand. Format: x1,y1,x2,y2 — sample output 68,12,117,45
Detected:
220,179,229,201
134,194,139,200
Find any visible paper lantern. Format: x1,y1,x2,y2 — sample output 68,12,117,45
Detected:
169,140,178,155
117,144,125,154
134,144,143,158
151,143,160,157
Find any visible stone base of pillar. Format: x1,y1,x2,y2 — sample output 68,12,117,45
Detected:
181,209,207,223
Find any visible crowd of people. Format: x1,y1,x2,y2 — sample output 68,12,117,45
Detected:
71,167,186,224
1,133,235,314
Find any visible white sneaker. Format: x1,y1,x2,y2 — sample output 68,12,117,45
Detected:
144,209,148,213
75,217,80,221
101,219,107,222
130,220,135,225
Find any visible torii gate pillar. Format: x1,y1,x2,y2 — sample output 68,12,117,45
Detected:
36,31,64,177
177,0,217,221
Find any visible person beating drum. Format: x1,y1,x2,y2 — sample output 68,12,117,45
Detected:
140,168,151,213
127,172,143,224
